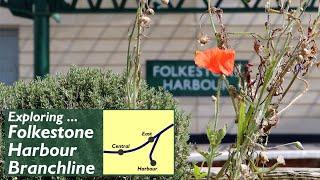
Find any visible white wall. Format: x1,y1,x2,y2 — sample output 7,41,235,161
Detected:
0,7,319,135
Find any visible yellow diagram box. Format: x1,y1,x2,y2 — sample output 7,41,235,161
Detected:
103,110,174,175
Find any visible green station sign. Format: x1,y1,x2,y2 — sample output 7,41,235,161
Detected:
146,60,247,96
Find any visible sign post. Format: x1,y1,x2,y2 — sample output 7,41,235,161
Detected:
34,0,50,78
146,60,247,96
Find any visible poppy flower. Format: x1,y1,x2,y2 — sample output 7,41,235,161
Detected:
194,47,235,76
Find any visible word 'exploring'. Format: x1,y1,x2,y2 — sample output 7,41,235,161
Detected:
5,110,99,176
8,111,64,125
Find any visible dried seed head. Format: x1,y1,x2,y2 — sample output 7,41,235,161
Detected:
298,54,304,61
140,15,151,27
265,1,270,9
228,85,240,99
277,155,285,165
240,164,249,176
259,151,269,164
254,39,262,54
311,44,317,54
259,128,266,135
140,0,147,3
303,48,311,56
240,164,248,171
146,8,155,15
294,63,303,73
161,0,169,5
262,120,268,127
198,34,210,46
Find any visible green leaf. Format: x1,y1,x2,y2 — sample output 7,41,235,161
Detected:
206,127,217,146
196,149,210,161
256,56,277,106
237,100,247,147
217,124,227,141
193,164,207,180
206,125,227,149
245,105,255,123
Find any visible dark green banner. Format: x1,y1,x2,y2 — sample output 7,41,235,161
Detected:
4,109,103,176
146,60,247,96
3,109,175,176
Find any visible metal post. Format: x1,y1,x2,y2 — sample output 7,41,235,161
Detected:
34,0,49,78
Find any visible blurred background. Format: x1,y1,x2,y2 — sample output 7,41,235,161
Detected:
0,0,319,151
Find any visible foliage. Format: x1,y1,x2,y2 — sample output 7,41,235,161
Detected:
192,164,207,180
194,0,320,179
0,67,191,179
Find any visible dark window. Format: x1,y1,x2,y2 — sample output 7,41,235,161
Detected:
0,29,19,85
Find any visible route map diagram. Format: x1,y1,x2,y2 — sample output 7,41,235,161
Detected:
102,110,174,175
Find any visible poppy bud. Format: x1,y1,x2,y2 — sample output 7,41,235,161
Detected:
146,8,155,15
254,39,262,54
276,155,285,165
140,15,151,27
303,48,311,56
262,120,268,127
258,151,269,164
211,95,217,102
298,54,304,61
265,1,270,9
198,34,210,46
161,0,169,5
240,164,249,175
294,141,304,150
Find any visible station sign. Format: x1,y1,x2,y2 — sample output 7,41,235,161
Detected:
146,60,247,96
3,109,174,176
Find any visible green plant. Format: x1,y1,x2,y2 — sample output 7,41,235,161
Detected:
192,164,207,180
194,0,320,179
0,68,190,179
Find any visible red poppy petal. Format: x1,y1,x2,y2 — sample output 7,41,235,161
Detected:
219,60,234,75
195,48,235,76
194,50,210,68
207,48,222,74
219,49,235,75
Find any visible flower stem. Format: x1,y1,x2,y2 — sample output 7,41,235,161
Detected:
206,158,212,180
222,75,238,116
214,75,223,130
208,0,217,37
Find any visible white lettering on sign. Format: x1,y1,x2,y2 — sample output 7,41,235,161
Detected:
153,65,214,78
163,79,227,91
8,160,95,175
8,143,78,157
